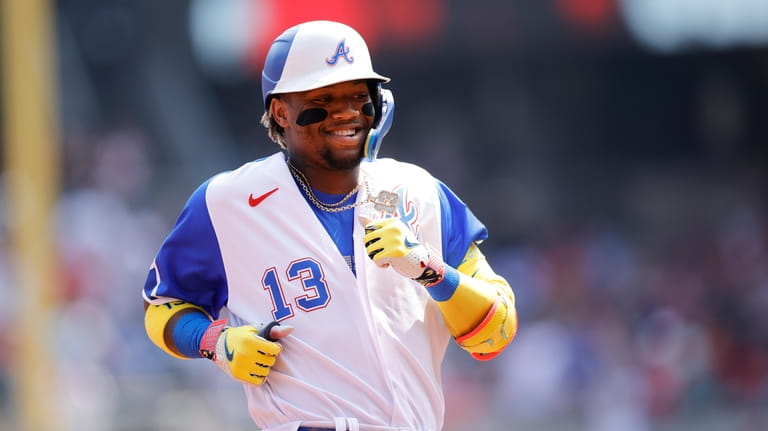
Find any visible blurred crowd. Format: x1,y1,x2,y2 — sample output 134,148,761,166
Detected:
445,203,768,431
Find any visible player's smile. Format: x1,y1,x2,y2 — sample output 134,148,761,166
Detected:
324,124,365,147
328,128,360,138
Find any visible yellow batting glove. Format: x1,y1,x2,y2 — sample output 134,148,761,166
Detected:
360,216,445,286
199,320,292,386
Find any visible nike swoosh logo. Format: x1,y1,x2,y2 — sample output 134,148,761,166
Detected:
249,187,279,207
224,334,235,362
404,237,420,248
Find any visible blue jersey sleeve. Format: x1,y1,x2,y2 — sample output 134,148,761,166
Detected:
436,179,488,268
143,178,229,318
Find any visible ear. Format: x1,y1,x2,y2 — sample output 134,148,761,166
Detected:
270,98,290,129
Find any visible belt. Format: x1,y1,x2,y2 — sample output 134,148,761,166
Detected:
297,426,404,431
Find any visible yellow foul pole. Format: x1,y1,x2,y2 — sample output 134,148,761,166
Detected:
1,0,60,430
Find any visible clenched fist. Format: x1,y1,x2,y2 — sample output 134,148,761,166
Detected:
200,320,293,386
359,216,445,286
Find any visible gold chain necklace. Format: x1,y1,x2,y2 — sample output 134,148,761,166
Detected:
287,160,368,213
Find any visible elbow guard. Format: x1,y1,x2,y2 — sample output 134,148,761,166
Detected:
144,300,208,359
454,293,517,361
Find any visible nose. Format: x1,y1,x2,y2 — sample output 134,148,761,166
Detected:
328,97,360,120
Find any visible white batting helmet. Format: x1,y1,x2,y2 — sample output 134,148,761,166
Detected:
261,20,390,109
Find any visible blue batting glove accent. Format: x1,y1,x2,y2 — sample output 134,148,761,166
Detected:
425,266,461,301
172,310,213,358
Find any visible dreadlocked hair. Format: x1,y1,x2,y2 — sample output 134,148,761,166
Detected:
260,108,286,149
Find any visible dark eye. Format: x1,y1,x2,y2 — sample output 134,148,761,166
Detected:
306,92,332,105
353,93,370,104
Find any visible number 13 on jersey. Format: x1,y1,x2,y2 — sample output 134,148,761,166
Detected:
262,257,332,321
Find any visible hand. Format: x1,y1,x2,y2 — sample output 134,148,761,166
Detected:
202,320,293,386
359,216,445,286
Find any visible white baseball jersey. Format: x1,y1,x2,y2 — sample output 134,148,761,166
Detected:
143,153,488,431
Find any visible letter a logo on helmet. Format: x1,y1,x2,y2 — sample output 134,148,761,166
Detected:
326,40,354,65
261,20,389,109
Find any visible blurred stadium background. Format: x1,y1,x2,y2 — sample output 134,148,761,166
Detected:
1,1,767,430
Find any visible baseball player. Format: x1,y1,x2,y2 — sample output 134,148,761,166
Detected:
142,20,517,431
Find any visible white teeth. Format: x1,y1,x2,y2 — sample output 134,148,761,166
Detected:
331,129,355,137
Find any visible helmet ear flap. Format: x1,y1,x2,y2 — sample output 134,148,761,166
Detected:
367,80,383,126
363,86,395,161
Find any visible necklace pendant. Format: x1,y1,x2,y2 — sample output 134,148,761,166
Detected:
371,190,399,215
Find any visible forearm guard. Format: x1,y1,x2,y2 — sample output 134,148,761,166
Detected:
454,292,517,360
429,243,518,360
